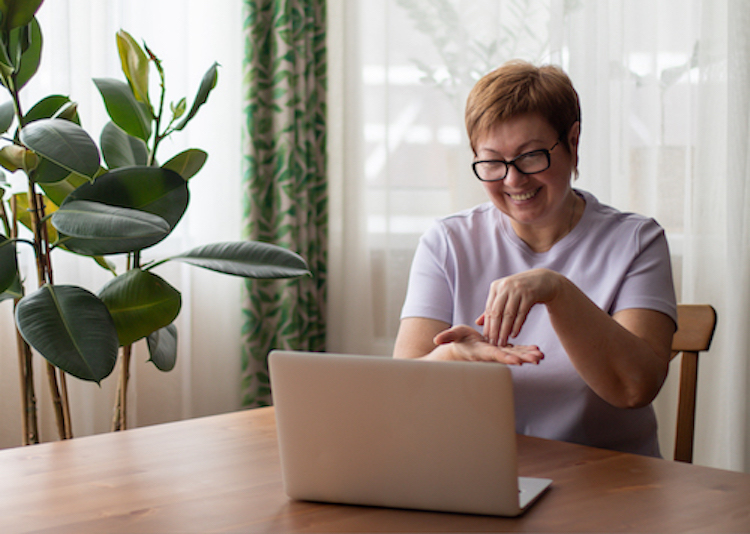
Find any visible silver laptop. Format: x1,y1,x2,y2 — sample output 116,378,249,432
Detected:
268,350,552,517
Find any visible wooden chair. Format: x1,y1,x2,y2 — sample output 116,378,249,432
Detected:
670,304,717,463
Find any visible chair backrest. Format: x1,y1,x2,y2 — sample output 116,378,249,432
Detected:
670,304,717,463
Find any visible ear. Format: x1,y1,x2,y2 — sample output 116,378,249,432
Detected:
567,121,581,151
567,121,581,177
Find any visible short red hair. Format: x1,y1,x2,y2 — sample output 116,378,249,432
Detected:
465,60,581,156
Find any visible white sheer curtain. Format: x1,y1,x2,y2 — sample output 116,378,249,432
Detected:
0,0,244,448
328,0,750,472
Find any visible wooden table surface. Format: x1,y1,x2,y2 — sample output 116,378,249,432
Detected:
1,406,749,533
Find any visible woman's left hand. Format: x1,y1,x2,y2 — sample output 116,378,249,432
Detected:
476,268,563,347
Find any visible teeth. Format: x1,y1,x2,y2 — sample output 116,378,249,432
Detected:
509,189,538,201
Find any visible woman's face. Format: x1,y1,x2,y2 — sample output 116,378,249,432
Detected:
475,113,579,237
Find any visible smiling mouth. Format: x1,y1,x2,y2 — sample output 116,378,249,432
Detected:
507,187,541,202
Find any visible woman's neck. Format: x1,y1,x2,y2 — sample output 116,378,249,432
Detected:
511,191,584,253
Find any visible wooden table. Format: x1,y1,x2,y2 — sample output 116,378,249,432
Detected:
1,406,749,533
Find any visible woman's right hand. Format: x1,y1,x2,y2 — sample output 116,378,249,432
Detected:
428,324,544,365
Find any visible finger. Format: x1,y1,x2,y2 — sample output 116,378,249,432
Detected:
433,325,477,345
433,328,459,345
472,344,522,365
507,344,544,365
509,298,534,340
497,295,522,347
487,296,513,346
483,283,507,344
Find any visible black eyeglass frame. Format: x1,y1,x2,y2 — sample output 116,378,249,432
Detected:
471,140,561,182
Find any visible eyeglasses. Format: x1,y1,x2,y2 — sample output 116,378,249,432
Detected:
472,140,560,182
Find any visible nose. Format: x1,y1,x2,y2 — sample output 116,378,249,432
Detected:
503,164,528,187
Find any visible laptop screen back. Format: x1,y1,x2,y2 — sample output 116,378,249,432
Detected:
269,351,537,516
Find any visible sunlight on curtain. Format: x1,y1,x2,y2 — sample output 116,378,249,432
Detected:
328,0,750,472
0,0,244,448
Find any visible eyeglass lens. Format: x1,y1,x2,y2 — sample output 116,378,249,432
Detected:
474,149,551,181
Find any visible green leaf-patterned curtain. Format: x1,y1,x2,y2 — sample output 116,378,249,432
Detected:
241,0,327,407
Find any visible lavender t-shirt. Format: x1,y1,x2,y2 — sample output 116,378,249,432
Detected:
400,190,677,456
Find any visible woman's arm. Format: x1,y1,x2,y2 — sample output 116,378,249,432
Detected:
547,277,674,409
479,268,675,408
394,317,448,359
393,317,545,364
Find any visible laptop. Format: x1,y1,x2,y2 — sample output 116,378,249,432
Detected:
268,350,552,517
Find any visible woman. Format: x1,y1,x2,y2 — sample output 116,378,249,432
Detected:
393,60,677,456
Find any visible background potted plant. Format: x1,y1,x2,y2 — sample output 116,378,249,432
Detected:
0,0,309,443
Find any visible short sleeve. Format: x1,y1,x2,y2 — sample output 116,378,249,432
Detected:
400,224,455,324
610,219,677,324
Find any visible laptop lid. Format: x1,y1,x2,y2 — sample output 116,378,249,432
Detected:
269,351,551,517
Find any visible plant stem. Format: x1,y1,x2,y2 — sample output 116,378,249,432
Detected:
111,345,132,431
36,191,72,439
0,199,11,237
147,46,167,165
110,253,140,431
15,307,38,445
59,370,72,439
15,311,30,445
26,181,70,440
10,195,39,445
45,361,67,439
35,191,73,439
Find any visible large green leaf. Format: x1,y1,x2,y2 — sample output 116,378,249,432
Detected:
15,284,119,383
0,235,17,294
25,94,80,125
147,323,178,371
51,200,171,256
0,100,14,133
0,271,22,302
0,0,44,31
116,30,150,107
33,155,72,184
162,149,207,180
19,118,101,178
62,166,189,229
13,16,41,90
165,241,310,279
99,269,181,346
39,172,90,207
174,62,219,131
93,78,152,142
100,121,148,169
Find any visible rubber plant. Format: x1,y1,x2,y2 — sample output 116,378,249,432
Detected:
0,1,309,443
